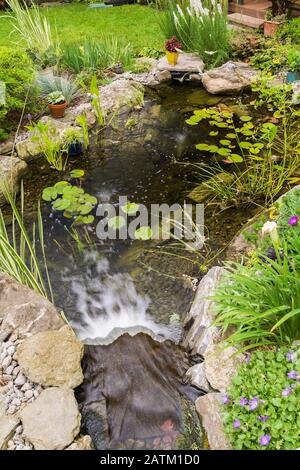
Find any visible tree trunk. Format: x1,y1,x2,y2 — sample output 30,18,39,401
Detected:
272,0,289,16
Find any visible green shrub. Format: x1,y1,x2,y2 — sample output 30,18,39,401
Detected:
0,46,34,140
277,18,300,44
222,347,300,450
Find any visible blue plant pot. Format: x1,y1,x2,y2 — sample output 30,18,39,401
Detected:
286,71,300,83
68,142,83,157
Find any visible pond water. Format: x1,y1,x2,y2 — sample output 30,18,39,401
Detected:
19,82,258,449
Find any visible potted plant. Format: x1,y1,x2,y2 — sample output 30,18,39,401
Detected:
165,36,182,66
47,91,67,119
62,128,84,157
286,48,300,83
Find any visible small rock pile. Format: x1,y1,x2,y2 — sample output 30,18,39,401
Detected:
0,336,42,416
6,424,33,451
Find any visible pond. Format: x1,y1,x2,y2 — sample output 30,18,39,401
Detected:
18,82,258,449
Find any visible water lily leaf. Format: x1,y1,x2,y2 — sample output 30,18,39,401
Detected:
250,147,260,154
70,169,85,178
209,131,219,136
220,139,231,146
240,115,252,122
83,194,97,205
79,204,93,215
207,145,219,153
186,116,201,125
196,143,210,151
240,141,252,149
214,122,227,128
226,133,236,139
108,216,125,229
217,147,230,156
62,186,85,197
42,187,57,202
53,198,71,211
241,130,254,136
121,202,140,215
134,226,153,240
63,211,73,219
73,215,95,225
228,154,243,163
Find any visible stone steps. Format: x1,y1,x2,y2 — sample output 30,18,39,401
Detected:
229,1,271,19
228,13,264,29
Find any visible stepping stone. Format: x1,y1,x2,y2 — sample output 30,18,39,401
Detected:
228,13,264,29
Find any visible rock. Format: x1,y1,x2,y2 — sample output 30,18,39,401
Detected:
226,231,255,261
182,266,225,355
100,79,145,114
0,138,14,156
196,393,231,450
185,363,210,393
0,272,64,337
157,53,204,73
80,400,109,450
66,435,93,450
20,387,81,450
154,70,172,83
0,413,19,449
14,373,26,387
16,326,84,388
0,156,28,207
15,139,41,162
201,61,258,95
204,345,243,393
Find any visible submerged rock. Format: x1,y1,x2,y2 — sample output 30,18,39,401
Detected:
0,156,28,207
0,273,64,337
202,61,258,95
16,326,84,388
20,387,81,450
187,89,222,106
196,393,231,450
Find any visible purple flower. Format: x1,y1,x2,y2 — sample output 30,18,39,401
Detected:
286,351,295,363
27,113,33,121
239,397,248,407
287,370,298,379
222,394,230,405
258,415,269,422
233,419,241,429
245,353,251,364
288,215,299,226
249,396,259,411
282,386,292,397
259,435,271,447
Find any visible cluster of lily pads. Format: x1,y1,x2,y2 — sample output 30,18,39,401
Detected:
42,169,97,225
186,107,274,164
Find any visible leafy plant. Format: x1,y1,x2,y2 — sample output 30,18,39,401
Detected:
47,91,66,105
61,128,83,146
42,176,97,225
277,17,300,44
250,75,292,111
213,247,300,349
89,75,105,127
249,41,289,73
165,36,182,52
222,347,300,450
36,73,82,105
3,0,59,65
75,113,89,150
0,183,53,301
27,121,67,171
0,46,34,140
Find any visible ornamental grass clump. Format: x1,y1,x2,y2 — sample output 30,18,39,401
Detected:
222,348,300,450
156,0,229,67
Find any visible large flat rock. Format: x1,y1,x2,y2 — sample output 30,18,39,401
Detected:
157,53,204,73
16,326,84,389
20,387,81,450
202,61,258,95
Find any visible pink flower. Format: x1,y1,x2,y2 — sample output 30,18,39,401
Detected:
288,215,299,226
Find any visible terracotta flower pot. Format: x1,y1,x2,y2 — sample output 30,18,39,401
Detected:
48,101,67,119
166,51,179,66
263,21,280,37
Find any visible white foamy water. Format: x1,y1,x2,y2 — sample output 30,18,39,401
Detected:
62,250,175,343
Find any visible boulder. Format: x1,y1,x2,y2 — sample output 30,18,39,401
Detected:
20,387,81,450
185,362,210,393
182,266,225,355
0,138,14,156
0,413,19,450
204,345,243,393
201,61,258,95
0,156,28,207
0,272,64,338
157,53,204,74
16,326,84,388
196,393,231,450
100,79,145,114
66,435,93,450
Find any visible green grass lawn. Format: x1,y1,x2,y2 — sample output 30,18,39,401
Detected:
0,4,163,52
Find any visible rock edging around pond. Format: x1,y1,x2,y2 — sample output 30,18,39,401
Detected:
0,273,91,450
182,266,244,450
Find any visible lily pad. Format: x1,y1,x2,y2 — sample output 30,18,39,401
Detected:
108,216,126,230
134,226,153,240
